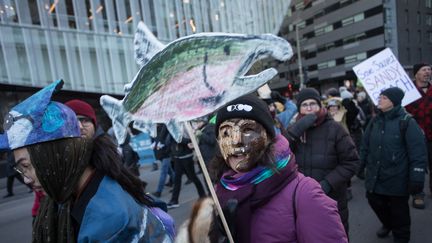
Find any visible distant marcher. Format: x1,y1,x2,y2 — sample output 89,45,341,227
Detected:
152,124,175,198
260,90,298,134
356,91,374,127
166,126,206,209
325,97,348,132
120,133,141,176
64,99,104,139
360,87,427,242
405,63,432,209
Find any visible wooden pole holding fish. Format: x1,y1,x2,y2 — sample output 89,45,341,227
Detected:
184,122,235,243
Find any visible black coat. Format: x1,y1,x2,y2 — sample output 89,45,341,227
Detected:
288,114,359,228
154,125,171,160
198,123,217,164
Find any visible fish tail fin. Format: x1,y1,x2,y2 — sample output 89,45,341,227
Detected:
99,95,131,145
134,21,165,68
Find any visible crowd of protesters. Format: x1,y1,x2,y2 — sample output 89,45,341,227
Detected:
1,63,430,243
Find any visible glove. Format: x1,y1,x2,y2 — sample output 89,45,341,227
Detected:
287,114,317,139
209,199,237,243
408,181,424,195
320,180,332,194
271,91,286,104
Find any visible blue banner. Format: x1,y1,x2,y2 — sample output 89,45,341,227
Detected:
129,132,156,165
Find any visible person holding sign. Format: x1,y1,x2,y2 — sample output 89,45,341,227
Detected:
360,87,427,242
210,94,347,243
405,63,432,209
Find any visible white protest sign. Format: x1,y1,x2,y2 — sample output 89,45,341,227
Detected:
353,48,421,106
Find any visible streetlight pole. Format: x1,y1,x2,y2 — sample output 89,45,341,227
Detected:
295,24,305,90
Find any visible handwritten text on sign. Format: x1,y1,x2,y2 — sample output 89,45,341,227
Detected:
353,48,421,106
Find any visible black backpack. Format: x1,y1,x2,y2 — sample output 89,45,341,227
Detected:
369,113,412,143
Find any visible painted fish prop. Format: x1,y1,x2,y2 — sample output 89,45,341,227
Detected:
101,22,293,144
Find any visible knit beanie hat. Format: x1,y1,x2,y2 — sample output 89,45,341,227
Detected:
325,87,339,97
413,63,431,76
380,87,404,106
65,99,97,126
216,94,275,139
296,88,321,109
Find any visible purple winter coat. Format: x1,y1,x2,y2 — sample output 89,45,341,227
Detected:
250,173,348,243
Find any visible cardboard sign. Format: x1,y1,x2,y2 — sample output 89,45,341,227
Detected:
353,48,421,106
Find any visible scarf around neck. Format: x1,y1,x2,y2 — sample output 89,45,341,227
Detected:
216,134,298,243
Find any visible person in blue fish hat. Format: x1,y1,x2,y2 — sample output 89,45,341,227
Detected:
0,80,175,243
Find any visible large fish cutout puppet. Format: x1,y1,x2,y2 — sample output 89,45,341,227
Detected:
101,22,293,144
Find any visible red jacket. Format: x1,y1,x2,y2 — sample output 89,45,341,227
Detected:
405,84,432,141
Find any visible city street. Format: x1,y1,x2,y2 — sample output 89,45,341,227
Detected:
1,164,431,242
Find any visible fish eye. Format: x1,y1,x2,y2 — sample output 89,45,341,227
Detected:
3,113,14,131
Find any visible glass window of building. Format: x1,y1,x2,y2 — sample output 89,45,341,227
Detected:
406,29,410,42
345,54,357,64
406,48,411,62
426,14,432,25
0,0,18,23
353,13,364,22
297,20,306,29
405,10,409,24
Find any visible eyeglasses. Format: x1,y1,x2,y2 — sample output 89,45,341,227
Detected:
300,102,319,109
12,164,31,180
78,117,93,125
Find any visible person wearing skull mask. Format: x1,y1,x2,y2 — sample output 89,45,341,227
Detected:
208,94,348,243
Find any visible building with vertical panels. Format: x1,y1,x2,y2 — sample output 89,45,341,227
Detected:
0,0,291,125
0,0,290,94
274,0,432,92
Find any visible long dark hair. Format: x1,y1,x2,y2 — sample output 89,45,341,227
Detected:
209,138,277,181
29,137,91,243
29,135,151,242
91,134,152,205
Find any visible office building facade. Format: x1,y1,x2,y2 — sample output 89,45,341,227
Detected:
275,0,432,92
0,0,290,95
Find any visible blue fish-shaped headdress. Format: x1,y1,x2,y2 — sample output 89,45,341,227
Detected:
0,80,81,150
